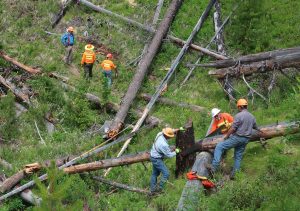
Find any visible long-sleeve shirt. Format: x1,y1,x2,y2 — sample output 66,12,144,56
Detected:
150,132,176,159
232,109,258,137
210,112,234,134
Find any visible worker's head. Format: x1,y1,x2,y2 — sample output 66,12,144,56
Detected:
106,53,113,59
162,127,175,139
237,98,248,110
85,44,94,51
67,26,74,33
211,108,221,119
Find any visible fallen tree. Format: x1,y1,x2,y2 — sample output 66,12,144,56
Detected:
140,93,206,112
51,0,74,28
209,51,300,79
0,51,41,74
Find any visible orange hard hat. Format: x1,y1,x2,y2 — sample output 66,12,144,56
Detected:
162,127,175,138
67,26,74,32
237,98,248,107
106,53,113,59
85,44,94,51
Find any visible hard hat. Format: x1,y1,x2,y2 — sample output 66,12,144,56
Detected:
85,44,94,51
237,98,248,107
67,26,74,32
162,127,175,138
211,108,221,118
106,53,113,59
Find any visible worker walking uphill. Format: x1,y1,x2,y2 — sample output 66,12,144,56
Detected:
206,108,234,136
81,44,96,80
100,53,117,87
150,127,181,195
208,99,264,178
61,26,75,65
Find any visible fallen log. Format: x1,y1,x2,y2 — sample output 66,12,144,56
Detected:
104,0,217,176
182,121,300,156
93,176,150,195
140,93,206,112
0,158,12,170
48,72,69,83
51,0,74,28
191,46,300,69
0,51,41,74
176,152,212,211
15,102,28,117
209,52,300,79
77,0,225,59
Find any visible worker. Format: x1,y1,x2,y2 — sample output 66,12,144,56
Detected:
61,26,75,65
206,108,234,136
150,127,181,195
100,53,117,87
81,44,96,80
207,99,264,178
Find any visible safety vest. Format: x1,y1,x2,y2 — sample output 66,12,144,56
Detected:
210,113,234,134
101,59,116,71
81,50,95,64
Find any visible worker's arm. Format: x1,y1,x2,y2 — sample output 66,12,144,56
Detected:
253,120,265,137
223,127,236,140
161,145,176,158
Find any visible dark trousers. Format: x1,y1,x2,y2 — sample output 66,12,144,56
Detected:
83,63,93,79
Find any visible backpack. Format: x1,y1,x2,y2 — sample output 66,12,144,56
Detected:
60,33,68,46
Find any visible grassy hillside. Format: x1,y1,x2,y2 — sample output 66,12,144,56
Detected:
0,0,299,210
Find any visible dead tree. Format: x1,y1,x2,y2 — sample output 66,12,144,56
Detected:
0,51,41,74
140,93,206,112
176,152,212,211
107,0,183,138
93,176,150,195
51,0,74,28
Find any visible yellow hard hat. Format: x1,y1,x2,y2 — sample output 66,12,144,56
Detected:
67,26,74,32
85,44,94,51
162,127,175,138
237,98,248,107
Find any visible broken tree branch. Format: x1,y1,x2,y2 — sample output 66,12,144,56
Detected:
242,74,268,102
51,0,74,28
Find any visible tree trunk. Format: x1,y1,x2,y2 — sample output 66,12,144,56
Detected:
51,0,74,28
213,0,226,55
209,52,300,79
175,120,196,178
176,152,212,211
193,46,300,68
107,0,183,138
0,51,41,74
182,121,300,156
140,93,206,112
93,176,150,194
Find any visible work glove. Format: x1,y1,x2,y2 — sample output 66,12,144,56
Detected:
179,127,185,131
175,148,181,154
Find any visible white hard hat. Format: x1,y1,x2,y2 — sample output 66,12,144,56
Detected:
211,108,221,118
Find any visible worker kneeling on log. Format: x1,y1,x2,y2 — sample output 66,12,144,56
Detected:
81,44,96,80
150,127,181,195
208,99,264,178
207,108,234,136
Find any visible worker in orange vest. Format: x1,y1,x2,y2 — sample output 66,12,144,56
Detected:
81,44,96,80
206,108,234,137
100,53,117,87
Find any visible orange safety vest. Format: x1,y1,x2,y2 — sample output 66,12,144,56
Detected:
100,59,116,71
210,113,234,134
81,50,96,64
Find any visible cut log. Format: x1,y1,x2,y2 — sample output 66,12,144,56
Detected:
0,75,30,105
182,121,300,156
51,0,74,28
209,52,300,79
93,176,150,195
107,0,183,138
192,46,300,68
140,93,206,112
176,152,212,211
0,51,41,74
77,0,225,59
175,120,196,178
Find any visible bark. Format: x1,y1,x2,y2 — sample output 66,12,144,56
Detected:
0,51,41,74
107,0,183,138
51,0,74,28
175,120,196,178
140,93,206,112
77,0,225,59
93,176,150,194
0,75,30,105
176,152,212,211
213,0,226,55
182,121,300,156
194,46,300,68
209,52,300,79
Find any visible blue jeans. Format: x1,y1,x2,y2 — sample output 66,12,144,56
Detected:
212,135,249,173
102,70,112,87
150,157,169,192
